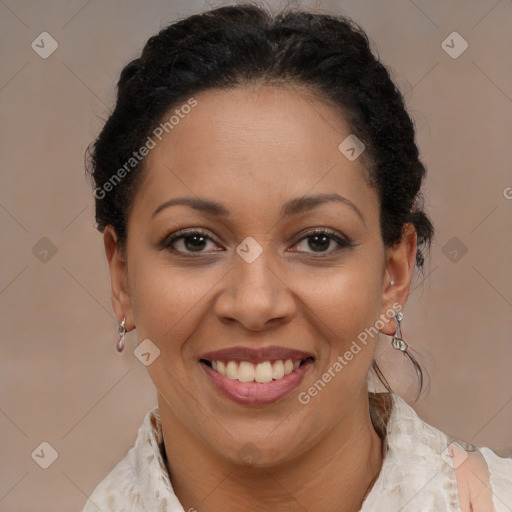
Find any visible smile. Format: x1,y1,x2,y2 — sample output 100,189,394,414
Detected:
200,357,314,406
201,358,314,384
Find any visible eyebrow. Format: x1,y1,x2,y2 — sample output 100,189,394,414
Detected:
152,192,365,223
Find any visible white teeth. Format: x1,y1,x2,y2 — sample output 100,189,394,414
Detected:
254,361,273,383
272,360,284,379
209,358,309,383
226,361,238,380
238,361,255,382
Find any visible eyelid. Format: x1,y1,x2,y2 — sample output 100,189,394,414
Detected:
292,227,351,244
159,227,222,248
289,227,354,254
159,226,353,255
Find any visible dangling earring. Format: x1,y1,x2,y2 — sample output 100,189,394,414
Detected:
116,318,126,353
391,311,408,353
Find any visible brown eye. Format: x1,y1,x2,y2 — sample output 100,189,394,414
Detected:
161,229,222,256
292,228,353,255
175,233,209,252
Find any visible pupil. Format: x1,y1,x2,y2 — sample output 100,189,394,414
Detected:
309,235,329,252
185,235,206,251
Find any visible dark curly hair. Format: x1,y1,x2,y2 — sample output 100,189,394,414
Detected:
86,3,433,403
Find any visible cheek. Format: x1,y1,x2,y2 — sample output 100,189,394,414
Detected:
128,260,216,396
303,259,383,327
128,256,223,351
300,259,383,374
305,278,382,405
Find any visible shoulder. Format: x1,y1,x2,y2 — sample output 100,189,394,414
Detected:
476,446,512,511
395,393,512,512
81,407,185,512
395,394,512,511
81,407,161,512
447,444,512,512
82,446,144,512
363,393,512,511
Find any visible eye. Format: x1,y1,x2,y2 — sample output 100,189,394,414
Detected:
291,228,353,256
161,228,222,256
160,227,353,257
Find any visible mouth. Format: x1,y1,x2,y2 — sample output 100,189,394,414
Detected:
198,345,315,405
199,357,314,384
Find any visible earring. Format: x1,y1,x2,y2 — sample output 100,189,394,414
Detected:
116,318,126,353
391,311,408,353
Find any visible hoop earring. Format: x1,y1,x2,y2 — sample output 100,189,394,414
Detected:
391,311,408,353
116,318,126,353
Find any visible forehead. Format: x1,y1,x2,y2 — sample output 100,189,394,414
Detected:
133,84,378,224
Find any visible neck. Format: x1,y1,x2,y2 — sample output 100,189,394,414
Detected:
158,393,384,512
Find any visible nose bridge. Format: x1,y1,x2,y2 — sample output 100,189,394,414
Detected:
233,236,280,299
215,236,294,329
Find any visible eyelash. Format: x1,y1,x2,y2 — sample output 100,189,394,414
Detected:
160,227,354,258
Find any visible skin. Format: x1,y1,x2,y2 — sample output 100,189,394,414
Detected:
104,83,417,512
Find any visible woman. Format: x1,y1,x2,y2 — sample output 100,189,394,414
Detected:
83,4,512,511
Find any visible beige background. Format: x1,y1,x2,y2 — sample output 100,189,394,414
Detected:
1,0,511,510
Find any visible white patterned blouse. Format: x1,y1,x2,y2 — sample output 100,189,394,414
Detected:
82,392,512,512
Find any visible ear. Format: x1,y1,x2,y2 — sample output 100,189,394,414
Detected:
103,226,135,331
378,223,417,336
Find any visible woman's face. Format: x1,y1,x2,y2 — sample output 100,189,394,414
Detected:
106,84,416,466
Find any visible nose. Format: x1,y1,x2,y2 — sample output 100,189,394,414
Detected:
214,248,296,331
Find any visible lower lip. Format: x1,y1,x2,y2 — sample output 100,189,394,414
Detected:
201,361,312,406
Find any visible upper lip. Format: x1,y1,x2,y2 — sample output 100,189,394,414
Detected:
199,345,315,364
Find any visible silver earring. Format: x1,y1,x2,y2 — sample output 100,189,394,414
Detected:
391,311,408,352
116,318,126,353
